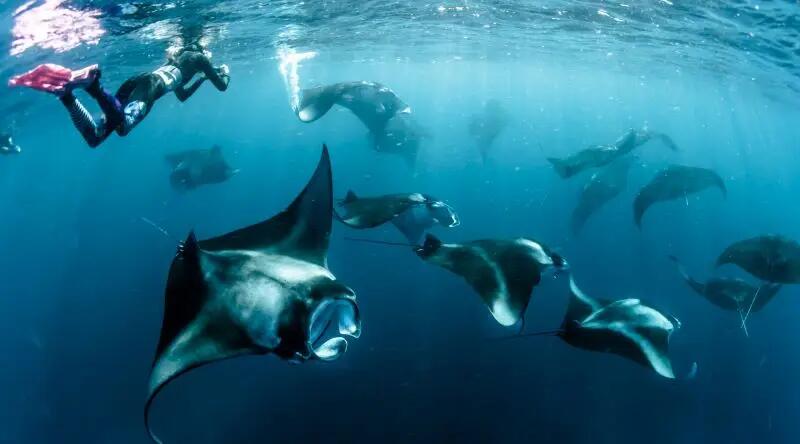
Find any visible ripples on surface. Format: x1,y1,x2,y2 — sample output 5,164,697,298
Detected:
1,1,799,106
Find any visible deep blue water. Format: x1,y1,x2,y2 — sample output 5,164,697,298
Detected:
1,1,800,443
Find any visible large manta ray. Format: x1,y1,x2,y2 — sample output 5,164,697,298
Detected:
716,234,800,284
145,146,361,443
548,127,677,179
414,234,568,327
336,191,459,244
296,81,425,166
559,277,680,379
571,156,635,234
468,99,509,162
669,256,781,315
633,164,726,228
164,145,238,191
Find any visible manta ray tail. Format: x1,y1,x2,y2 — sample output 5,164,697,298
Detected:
487,329,564,341
344,237,417,247
546,157,572,179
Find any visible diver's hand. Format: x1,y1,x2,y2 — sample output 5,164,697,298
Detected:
218,64,230,76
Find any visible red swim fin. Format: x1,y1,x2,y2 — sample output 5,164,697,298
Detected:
8,63,99,95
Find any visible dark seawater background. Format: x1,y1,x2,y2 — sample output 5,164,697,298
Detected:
1,1,800,443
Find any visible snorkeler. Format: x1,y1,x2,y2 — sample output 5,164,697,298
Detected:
7,45,230,148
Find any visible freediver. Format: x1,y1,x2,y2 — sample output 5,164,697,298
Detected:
8,44,230,148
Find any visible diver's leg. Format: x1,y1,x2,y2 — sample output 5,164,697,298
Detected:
86,77,124,129
59,93,113,148
115,100,148,136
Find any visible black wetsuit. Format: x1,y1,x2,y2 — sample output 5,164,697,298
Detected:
60,50,230,148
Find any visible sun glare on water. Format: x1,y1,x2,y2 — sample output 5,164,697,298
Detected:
11,0,105,56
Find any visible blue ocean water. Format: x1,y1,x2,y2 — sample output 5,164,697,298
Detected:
1,1,800,443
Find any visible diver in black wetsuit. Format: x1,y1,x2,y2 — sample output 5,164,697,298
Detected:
59,45,230,148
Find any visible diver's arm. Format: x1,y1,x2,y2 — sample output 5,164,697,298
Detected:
201,63,230,91
174,77,206,102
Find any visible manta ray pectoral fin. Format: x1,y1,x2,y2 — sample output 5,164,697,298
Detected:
632,191,649,228
583,299,677,379
547,157,571,179
714,245,738,268
146,232,259,443
468,247,542,327
570,202,592,236
297,86,337,122
667,255,706,295
562,277,604,325
199,145,333,267
653,133,679,151
686,361,699,380
154,232,206,358
145,318,257,444
391,214,426,245
563,280,677,379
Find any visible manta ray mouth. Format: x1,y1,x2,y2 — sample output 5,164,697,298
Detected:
430,202,460,227
307,298,361,361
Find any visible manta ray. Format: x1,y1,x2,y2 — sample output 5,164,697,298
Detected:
558,277,681,379
296,81,426,166
414,234,568,328
468,99,509,162
165,145,238,191
716,234,800,284
633,164,726,228
145,146,361,443
336,191,459,244
571,156,635,234
669,256,780,332
548,127,677,179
